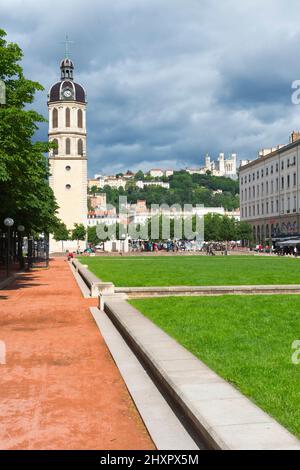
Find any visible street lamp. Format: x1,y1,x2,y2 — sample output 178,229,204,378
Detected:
17,225,25,269
4,218,14,278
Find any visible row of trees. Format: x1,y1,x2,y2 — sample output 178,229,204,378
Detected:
0,29,60,255
87,214,252,244
52,223,86,251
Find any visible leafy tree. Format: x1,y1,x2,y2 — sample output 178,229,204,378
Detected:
53,221,70,252
0,28,59,242
71,223,86,244
219,215,237,242
135,170,144,180
87,226,99,245
237,221,253,243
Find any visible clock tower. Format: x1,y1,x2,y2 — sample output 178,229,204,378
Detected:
48,57,87,253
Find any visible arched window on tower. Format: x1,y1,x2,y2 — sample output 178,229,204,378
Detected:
52,138,58,155
66,138,71,155
78,109,83,128
52,108,58,128
78,139,83,156
66,107,70,127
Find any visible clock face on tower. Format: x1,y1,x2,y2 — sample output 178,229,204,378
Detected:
62,88,73,99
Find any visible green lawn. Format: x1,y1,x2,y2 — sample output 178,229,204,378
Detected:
80,255,300,287
130,295,300,438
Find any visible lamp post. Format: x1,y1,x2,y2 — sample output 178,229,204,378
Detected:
4,218,14,278
17,225,25,269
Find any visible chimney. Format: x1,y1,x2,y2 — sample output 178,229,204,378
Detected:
290,131,300,143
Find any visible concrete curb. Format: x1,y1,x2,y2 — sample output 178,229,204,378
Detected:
72,259,114,298
90,307,201,450
103,298,300,450
116,284,300,298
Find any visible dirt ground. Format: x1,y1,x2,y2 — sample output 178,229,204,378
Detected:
0,258,154,450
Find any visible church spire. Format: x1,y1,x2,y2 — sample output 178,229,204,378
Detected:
60,34,74,80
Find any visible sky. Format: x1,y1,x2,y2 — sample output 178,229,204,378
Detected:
2,0,300,176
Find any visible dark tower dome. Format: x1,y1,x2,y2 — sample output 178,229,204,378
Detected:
48,58,86,103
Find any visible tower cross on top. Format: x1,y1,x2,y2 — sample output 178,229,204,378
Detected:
62,34,74,58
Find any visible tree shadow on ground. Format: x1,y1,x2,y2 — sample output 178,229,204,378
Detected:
1,272,49,294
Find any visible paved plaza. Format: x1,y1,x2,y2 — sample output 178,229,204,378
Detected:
0,259,153,450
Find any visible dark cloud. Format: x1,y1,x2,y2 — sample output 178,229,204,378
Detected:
2,0,300,175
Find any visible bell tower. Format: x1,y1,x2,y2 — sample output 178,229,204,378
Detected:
48,56,87,253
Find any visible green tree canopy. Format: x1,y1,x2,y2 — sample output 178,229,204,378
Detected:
0,28,59,236
71,223,87,242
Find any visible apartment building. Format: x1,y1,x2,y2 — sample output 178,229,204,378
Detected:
240,132,300,242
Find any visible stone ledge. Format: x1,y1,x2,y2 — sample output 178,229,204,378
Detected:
90,307,201,450
72,259,115,298
103,298,300,450
115,284,300,298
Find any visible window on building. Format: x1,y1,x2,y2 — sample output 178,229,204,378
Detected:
66,138,71,155
276,163,279,172
261,169,264,177
287,174,290,188
281,161,284,170
271,200,274,213
266,181,269,194
271,165,273,174
276,199,279,212
65,184,71,190
78,109,83,128
294,173,297,186
78,139,83,155
287,159,290,168
281,177,284,189
261,203,264,215
287,197,290,213
266,167,269,176
66,107,70,127
52,138,58,155
271,180,274,193
52,108,58,128
294,196,297,212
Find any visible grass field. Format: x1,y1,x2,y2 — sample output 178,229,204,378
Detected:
80,255,300,287
130,295,300,438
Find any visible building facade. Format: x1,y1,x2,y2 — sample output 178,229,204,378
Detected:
240,132,300,242
48,57,88,252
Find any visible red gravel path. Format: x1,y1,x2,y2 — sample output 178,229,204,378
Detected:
0,258,154,450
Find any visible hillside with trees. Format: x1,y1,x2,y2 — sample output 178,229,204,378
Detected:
90,170,240,210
